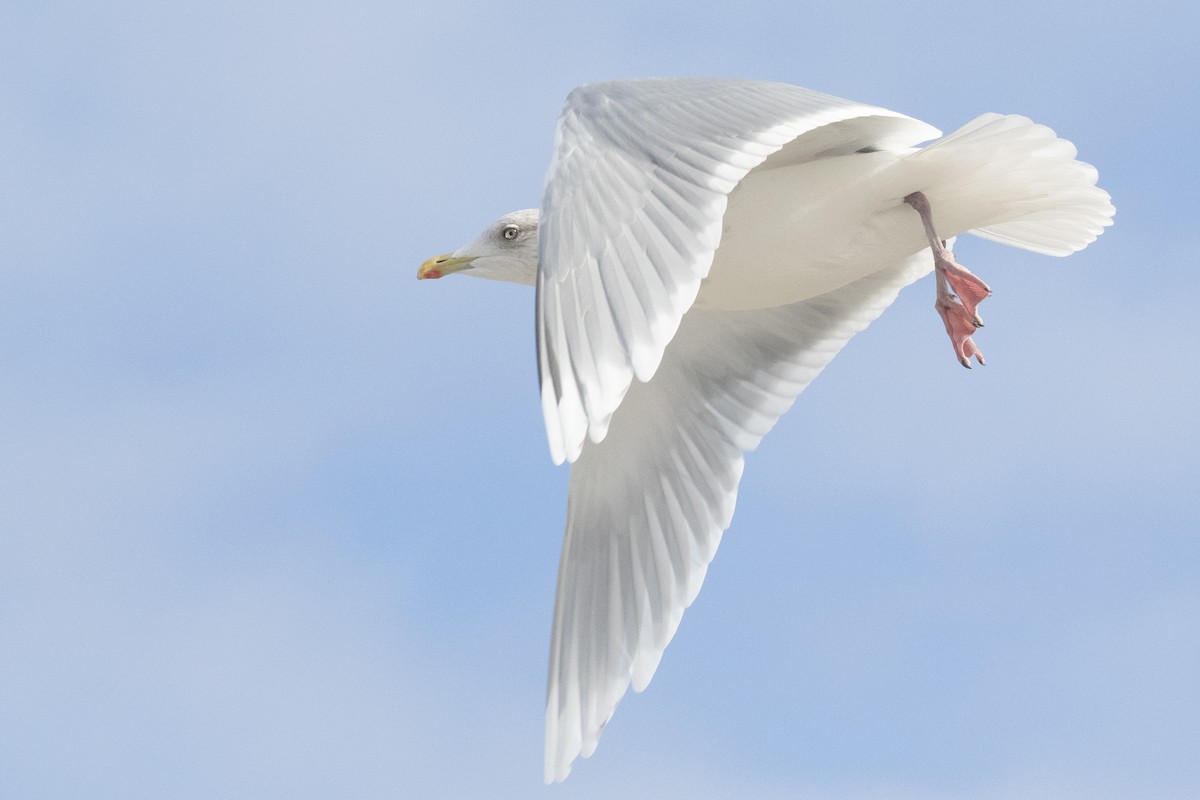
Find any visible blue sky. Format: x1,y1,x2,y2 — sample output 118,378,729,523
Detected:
2,1,1197,798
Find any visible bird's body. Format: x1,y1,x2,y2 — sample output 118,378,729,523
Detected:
701,148,930,309
417,78,1113,782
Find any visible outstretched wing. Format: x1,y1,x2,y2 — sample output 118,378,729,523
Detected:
544,251,932,782
535,78,939,464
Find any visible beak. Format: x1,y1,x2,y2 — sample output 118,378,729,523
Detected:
418,253,476,280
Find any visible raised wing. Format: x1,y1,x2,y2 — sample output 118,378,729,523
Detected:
536,78,939,464
544,250,933,782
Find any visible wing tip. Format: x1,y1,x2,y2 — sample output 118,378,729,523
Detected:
539,381,568,465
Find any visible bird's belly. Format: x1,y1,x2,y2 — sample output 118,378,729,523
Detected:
695,153,932,311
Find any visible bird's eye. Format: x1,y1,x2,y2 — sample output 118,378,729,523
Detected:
501,224,520,241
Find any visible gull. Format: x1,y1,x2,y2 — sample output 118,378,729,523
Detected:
417,78,1113,782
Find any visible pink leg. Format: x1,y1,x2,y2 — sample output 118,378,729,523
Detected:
904,191,992,368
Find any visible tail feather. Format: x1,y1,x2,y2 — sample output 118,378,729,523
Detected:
911,114,1114,256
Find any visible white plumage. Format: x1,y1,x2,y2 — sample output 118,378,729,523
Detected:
417,78,1113,783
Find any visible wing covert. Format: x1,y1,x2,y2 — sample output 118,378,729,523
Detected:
536,78,938,464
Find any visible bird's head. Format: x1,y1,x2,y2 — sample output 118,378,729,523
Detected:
417,209,540,286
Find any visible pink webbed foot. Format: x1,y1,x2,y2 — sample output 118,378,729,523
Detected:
934,247,991,367
938,253,991,323
936,290,987,368
904,192,993,368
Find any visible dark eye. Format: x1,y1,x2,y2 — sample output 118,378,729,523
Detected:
501,224,520,241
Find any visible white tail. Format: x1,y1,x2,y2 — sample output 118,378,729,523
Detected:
910,113,1114,256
